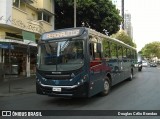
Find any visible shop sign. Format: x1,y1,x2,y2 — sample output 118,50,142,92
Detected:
22,31,35,43
0,43,14,49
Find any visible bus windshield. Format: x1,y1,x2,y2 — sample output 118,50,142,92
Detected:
38,39,84,71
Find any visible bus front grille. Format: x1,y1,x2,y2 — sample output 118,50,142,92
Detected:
44,74,71,80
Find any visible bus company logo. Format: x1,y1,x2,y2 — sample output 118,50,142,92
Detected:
2,111,11,116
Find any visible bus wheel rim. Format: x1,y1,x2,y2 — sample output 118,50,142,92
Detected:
104,80,109,92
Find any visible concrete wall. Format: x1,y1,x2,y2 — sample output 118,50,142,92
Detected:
0,0,12,25
37,0,52,12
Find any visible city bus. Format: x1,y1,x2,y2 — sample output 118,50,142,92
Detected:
36,27,138,97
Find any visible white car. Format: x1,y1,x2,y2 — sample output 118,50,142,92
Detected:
142,60,148,67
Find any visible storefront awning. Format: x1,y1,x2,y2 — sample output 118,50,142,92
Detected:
0,39,37,47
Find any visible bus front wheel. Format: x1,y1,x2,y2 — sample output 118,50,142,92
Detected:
100,77,110,96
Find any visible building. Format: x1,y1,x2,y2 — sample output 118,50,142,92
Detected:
111,0,133,38
124,12,133,38
111,0,124,29
0,0,55,78
112,0,123,16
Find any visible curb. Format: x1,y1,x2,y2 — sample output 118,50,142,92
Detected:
0,76,36,97
0,91,35,97
0,75,36,83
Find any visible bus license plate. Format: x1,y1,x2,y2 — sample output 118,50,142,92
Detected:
52,87,61,92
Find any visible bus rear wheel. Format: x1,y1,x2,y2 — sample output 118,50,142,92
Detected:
100,77,110,96
128,70,133,81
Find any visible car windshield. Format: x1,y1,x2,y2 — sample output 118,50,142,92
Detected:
38,39,84,71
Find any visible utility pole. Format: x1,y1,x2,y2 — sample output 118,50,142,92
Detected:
74,0,76,27
121,0,124,30
8,42,11,93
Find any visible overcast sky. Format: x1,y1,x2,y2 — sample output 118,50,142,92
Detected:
125,0,160,51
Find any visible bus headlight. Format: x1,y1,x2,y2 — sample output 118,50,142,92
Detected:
42,77,47,81
81,75,88,83
76,75,88,85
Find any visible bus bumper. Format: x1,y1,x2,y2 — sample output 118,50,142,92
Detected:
36,81,89,97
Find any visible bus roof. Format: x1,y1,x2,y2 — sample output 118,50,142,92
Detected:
87,28,136,51
41,27,136,51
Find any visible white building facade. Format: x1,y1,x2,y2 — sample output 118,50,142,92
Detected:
0,0,55,79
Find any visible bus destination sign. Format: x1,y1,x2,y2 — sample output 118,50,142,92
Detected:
43,29,80,39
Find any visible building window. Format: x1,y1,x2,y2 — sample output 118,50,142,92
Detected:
13,0,26,11
43,13,50,23
38,12,42,21
13,0,20,8
38,12,51,23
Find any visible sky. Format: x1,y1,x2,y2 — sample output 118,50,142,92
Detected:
125,0,160,51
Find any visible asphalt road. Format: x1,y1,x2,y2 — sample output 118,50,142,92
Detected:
0,66,160,119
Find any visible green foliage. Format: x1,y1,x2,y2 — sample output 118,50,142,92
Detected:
111,30,136,47
55,0,122,35
141,41,160,58
138,51,142,54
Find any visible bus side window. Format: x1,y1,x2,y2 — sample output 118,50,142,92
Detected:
89,42,102,61
118,45,123,59
102,40,110,60
111,43,118,59
127,49,131,59
89,43,95,60
96,43,102,59
97,43,101,53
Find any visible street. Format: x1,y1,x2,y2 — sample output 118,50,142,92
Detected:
0,67,160,118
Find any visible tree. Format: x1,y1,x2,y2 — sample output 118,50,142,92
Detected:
111,30,136,47
141,41,160,59
54,0,122,35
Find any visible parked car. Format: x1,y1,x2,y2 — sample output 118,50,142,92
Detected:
150,62,157,67
142,60,148,67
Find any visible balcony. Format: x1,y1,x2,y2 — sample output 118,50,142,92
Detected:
24,0,34,4
11,7,52,34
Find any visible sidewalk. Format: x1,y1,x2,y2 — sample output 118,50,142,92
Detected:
0,75,36,97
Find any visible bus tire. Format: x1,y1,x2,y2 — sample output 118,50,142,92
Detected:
100,77,110,96
128,70,133,81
